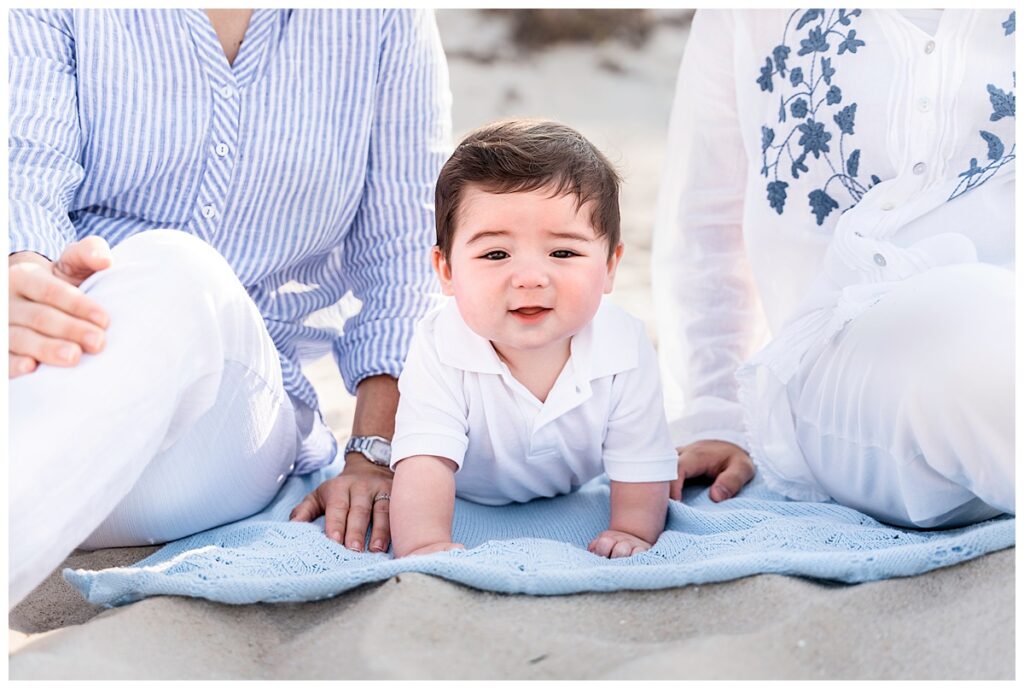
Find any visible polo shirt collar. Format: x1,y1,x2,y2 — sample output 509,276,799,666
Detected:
434,299,505,374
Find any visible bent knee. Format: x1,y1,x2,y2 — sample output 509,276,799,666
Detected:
96,230,242,299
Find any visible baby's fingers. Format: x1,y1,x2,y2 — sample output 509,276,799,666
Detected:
610,540,636,559
588,534,615,558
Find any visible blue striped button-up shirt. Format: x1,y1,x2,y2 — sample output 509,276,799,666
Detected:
9,9,452,470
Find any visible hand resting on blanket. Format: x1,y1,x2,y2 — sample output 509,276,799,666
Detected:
672,439,756,503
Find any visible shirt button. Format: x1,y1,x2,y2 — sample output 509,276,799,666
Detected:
917,97,932,112
201,204,216,219
220,84,235,99
912,162,927,175
881,201,895,211
215,143,229,157
924,40,936,54
873,253,887,267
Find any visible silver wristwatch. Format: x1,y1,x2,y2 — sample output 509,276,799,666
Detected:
344,435,392,467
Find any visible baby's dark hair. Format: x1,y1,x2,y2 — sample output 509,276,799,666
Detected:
434,119,621,260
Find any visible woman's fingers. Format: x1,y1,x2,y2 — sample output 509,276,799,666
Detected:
8,353,37,379
54,235,113,286
291,475,396,552
368,497,391,553
288,491,323,522
10,261,108,328
709,452,757,502
9,300,105,354
8,325,82,368
8,258,109,373
343,491,373,552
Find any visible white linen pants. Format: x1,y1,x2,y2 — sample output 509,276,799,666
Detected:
9,230,300,607
788,263,1014,528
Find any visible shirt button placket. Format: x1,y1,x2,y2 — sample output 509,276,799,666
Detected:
195,81,241,238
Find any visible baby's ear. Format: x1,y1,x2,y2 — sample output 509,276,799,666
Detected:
604,242,625,294
432,246,455,296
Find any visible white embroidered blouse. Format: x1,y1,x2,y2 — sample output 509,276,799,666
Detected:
653,9,1015,491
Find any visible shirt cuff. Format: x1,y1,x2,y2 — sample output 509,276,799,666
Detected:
603,455,679,483
390,431,468,472
334,319,417,395
8,203,71,261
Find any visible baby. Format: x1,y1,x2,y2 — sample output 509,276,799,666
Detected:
389,119,678,559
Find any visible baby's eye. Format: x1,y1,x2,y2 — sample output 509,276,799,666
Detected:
551,249,580,259
481,250,509,260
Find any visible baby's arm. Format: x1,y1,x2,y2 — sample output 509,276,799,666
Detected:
390,455,464,558
588,480,669,558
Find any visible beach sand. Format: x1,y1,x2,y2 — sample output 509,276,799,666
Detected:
8,10,1015,679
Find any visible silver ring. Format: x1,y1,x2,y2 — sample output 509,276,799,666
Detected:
373,492,391,503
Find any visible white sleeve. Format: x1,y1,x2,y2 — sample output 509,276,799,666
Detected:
602,327,680,483
390,326,469,470
652,9,768,453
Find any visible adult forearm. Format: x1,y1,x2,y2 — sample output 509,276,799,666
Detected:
350,374,400,438
609,480,670,544
390,455,458,557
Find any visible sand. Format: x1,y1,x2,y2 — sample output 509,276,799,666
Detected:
8,10,1015,680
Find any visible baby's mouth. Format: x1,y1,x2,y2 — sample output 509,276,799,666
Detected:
510,306,552,322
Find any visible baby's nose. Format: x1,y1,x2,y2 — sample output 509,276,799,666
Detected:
511,266,550,289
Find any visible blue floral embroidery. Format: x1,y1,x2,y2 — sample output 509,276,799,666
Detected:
846,149,860,176
987,84,1015,121
833,103,857,134
820,57,835,84
949,14,1016,201
837,29,865,55
797,119,832,158
799,26,830,55
808,189,839,224
767,181,789,213
756,9,877,225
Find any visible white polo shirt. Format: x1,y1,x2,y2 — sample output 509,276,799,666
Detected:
390,298,679,505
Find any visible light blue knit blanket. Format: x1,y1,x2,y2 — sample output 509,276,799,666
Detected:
64,461,1014,606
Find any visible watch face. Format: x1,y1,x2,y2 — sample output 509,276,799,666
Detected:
368,439,391,462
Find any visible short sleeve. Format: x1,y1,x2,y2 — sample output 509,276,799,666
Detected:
390,322,470,470
602,328,680,483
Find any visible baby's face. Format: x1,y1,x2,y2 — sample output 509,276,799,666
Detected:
434,184,622,361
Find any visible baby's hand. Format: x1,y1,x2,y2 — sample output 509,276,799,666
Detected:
587,530,652,558
401,541,466,558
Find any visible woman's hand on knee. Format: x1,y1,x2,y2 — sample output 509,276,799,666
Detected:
8,238,112,378
671,439,755,502
289,457,394,553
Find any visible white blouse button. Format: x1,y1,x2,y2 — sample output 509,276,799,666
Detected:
220,84,235,99
873,253,887,267
201,204,216,219
917,97,932,112
912,162,926,175
215,143,229,157
881,201,895,211
924,40,936,54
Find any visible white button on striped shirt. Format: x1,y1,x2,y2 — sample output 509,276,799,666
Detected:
10,9,452,470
